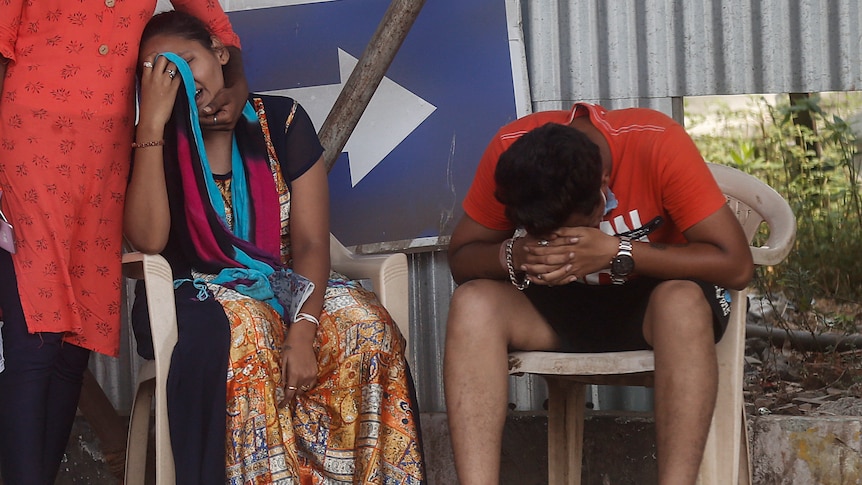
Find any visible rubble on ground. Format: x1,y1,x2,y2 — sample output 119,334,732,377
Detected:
744,292,862,416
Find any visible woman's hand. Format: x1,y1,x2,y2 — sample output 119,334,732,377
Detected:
138,55,181,131
279,321,318,404
125,54,177,253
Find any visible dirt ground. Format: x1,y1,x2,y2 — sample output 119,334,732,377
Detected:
744,294,862,416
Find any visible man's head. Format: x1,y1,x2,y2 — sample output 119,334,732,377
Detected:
494,123,604,235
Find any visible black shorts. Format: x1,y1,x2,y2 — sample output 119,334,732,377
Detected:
523,277,733,353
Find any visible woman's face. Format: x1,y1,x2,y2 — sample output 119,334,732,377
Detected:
139,33,229,113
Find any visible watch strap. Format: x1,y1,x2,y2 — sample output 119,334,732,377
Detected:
610,236,634,284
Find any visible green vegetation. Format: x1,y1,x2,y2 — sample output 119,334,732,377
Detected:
687,93,862,340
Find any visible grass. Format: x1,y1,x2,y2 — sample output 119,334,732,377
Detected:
686,93,862,344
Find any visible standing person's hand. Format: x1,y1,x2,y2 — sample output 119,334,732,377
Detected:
202,47,248,131
201,82,247,131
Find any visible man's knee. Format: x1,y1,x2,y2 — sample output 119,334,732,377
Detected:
449,279,501,320
650,280,709,311
447,279,514,341
643,280,712,341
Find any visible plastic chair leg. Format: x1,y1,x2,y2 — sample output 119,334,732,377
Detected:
124,377,156,485
547,378,586,485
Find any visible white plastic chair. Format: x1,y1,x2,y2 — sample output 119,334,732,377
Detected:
122,234,409,485
507,163,796,485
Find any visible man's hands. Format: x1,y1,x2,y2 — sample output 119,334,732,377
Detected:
516,227,619,286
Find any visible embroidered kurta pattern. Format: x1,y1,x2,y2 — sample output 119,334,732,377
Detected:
0,0,239,355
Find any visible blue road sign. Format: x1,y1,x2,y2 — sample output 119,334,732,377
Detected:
229,0,519,247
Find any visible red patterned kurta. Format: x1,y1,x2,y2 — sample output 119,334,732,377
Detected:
0,0,239,356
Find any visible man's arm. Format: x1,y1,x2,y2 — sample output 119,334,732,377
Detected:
638,204,754,289
448,215,560,286
447,216,513,285
541,205,754,290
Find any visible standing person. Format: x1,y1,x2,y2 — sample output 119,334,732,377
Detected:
444,106,754,484
125,11,425,484
0,2,246,484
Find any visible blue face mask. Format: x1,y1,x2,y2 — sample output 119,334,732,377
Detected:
602,186,618,216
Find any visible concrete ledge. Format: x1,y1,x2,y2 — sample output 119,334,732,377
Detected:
422,412,862,485
5,412,861,484
750,415,862,484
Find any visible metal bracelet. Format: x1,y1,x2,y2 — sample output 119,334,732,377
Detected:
294,312,320,326
505,236,530,290
131,139,165,149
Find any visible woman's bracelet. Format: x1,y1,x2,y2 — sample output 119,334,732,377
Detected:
504,236,530,290
294,312,320,326
131,139,164,149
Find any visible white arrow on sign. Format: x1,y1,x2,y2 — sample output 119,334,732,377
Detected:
261,48,437,187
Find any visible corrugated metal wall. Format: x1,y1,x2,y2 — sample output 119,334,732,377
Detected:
523,0,862,112
94,0,862,415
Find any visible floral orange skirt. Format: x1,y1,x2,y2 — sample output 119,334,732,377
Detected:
210,274,424,484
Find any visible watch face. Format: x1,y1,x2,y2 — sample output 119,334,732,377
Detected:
612,254,635,276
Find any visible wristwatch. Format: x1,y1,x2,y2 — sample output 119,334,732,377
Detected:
610,236,634,284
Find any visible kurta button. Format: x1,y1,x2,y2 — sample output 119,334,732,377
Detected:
99,44,109,55
105,0,115,6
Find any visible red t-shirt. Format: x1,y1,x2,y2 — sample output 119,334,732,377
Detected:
463,103,726,284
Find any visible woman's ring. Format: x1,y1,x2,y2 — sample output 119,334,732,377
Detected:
166,69,176,79
538,239,549,247
142,61,154,69
287,385,298,391
300,385,311,392
212,115,218,125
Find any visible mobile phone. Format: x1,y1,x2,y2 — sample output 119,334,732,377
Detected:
615,216,663,240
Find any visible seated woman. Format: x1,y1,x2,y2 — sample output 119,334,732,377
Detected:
124,11,425,484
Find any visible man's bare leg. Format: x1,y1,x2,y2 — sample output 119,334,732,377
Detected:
644,280,719,485
444,279,559,485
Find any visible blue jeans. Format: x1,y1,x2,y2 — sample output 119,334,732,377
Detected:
0,250,91,485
